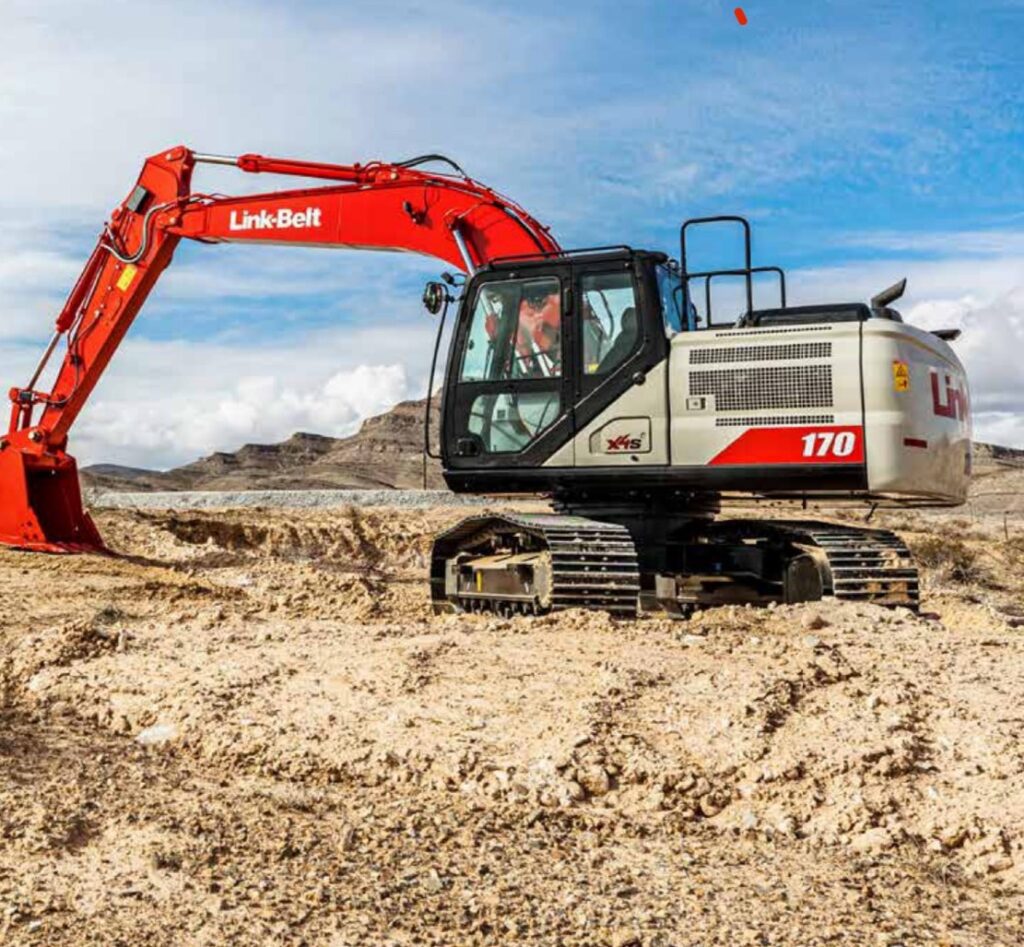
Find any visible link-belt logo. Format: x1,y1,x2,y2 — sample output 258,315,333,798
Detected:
228,207,322,231
606,434,645,452
930,369,969,421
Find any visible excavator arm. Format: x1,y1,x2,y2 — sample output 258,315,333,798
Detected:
1,145,559,551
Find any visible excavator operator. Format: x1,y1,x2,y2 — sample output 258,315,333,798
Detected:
515,287,562,376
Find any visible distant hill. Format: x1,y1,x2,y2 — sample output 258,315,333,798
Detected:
79,463,193,492
81,398,443,493
82,400,1023,494
973,441,1024,468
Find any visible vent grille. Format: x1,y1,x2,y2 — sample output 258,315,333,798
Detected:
714,326,834,338
716,414,835,427
691,365,833,411
690,342,831,364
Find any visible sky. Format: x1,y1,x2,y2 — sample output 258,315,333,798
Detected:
1,0,1022,468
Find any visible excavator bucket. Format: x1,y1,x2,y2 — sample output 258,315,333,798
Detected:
0,449,105,553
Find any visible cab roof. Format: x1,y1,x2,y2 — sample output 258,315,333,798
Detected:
482,246,668,272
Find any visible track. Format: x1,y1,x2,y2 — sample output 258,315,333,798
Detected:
431,513,641,616
782,521,920,609
433,513,921,615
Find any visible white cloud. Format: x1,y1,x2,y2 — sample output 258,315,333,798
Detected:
80,362,411,470
837,230,1024,257
0,0,570,217
0,223,91,340
15,321,438,469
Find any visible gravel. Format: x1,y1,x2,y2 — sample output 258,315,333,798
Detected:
89,489,491,510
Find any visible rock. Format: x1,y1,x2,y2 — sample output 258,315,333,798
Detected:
802,612,830,631
849,827,894,854
936,825,966,850
813,651,849,681
698,794,723,818
610,929,640,947
135,722,180,746
644,790,666,811
564,780,586,803
421,868,444,893
984,856,1014,874
775,815,796,836
578,765,612,797
339,825,357,852
537,790,559,808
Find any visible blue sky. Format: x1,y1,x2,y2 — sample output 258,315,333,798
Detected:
1,0,1022,465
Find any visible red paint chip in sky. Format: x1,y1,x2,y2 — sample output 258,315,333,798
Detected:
735,7,748,25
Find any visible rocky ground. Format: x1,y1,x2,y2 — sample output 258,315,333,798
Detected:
1,495,1023,945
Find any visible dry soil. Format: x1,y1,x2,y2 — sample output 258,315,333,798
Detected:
2,498,1023,946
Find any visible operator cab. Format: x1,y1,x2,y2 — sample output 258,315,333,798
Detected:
433,247,675,485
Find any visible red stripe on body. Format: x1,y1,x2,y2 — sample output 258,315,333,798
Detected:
708,425,865,466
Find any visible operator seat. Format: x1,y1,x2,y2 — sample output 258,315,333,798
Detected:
598,306,639,373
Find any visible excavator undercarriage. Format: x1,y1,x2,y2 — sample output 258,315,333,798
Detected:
430,502,920,617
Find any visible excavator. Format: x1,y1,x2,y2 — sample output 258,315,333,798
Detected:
2,146,972,615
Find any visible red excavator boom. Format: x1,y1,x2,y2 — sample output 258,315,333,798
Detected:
1,146,559,551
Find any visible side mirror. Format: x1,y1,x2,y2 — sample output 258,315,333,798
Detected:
422,281,448,315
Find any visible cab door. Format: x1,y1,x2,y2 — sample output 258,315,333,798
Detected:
443,267,577,470
570,260,671,467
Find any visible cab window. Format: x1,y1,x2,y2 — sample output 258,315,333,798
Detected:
656,264,695,335
460,277,562,382
466,390,561,454
580,272,639,376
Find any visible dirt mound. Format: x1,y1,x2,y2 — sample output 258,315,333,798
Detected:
146,506,425,565
9,607,124,688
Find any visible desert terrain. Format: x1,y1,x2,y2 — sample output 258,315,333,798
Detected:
2,442,1023,945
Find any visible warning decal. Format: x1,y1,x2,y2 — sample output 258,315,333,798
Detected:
116,264,138,292
893,360,910,392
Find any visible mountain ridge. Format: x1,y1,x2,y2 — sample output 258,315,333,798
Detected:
81,398,442,492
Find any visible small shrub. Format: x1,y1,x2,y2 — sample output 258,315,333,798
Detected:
910,535,990,586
